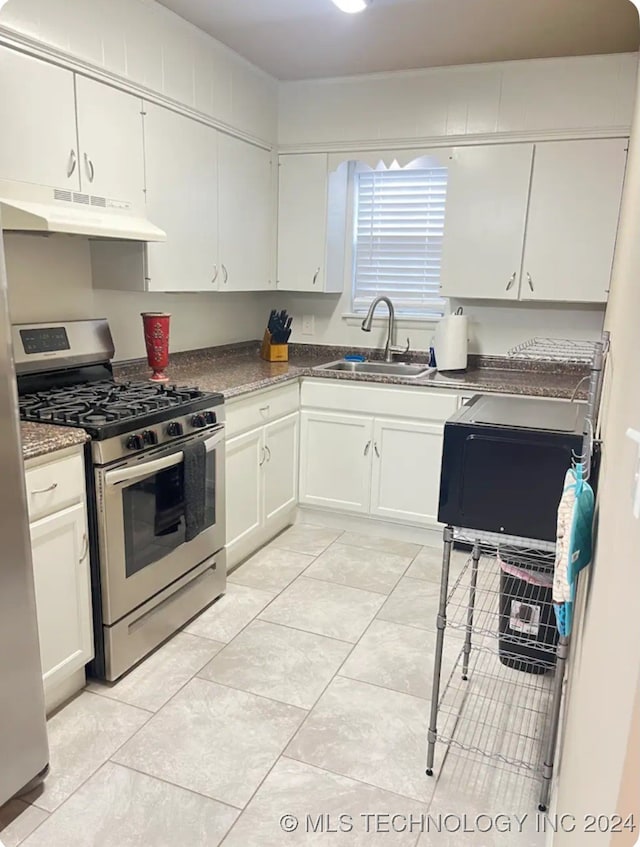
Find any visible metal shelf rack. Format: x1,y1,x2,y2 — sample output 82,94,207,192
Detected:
426,532,565,811
426,331,608,811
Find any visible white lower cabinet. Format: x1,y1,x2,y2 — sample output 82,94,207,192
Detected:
225,427,263,555
369,418,444,525
25,449,93,714
225,406,299,569
264,414,299,523
299,411,373,513
299,381,456,528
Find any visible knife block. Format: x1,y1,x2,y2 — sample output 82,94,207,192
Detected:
260,330,289,362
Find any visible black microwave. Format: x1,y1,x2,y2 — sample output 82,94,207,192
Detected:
438,394,593,543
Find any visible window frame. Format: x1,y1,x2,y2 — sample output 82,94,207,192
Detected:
347,156,449,319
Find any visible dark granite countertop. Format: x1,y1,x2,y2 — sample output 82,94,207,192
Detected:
114,342,590,403
20,342,588,459
21,421,90,462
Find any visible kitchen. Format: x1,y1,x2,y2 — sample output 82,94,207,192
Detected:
0,0,639,845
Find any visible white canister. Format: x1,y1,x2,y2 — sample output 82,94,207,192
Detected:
434,310,468,371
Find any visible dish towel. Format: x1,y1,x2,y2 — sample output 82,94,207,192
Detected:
183,439,207,542
553,464,595,637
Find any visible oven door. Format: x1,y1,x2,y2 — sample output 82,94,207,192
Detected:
96,426,225,625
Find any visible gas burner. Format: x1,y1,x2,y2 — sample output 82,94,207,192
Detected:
18,377,220,440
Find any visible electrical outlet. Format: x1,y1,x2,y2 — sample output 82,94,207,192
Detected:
302,315,315,336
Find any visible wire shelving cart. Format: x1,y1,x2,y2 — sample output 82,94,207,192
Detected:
425,334,607,811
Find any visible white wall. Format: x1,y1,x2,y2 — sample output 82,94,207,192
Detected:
271,291,606,357
0,0,278,143
553,40,640,846
4,235,269,361
279,54,637,148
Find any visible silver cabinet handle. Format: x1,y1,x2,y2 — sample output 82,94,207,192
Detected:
364,440,371,456
67,149,77,178
259,405,270,415
264,445,272,463
211,265,219,285
312,267,320,286
31,482,58,495
79,532,89,563
527,272,534,292
222,264,229,285
259,447,266,467
374,442,380,458
84,152,95,183
506,272,516,291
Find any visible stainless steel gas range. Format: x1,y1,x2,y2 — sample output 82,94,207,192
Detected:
13,319,226,681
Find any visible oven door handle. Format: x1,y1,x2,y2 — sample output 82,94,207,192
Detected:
106,452,183,486
105,427,225,487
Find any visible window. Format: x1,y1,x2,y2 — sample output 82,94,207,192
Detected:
352,165,448,317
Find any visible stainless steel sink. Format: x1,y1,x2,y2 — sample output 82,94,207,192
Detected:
314,360,434,379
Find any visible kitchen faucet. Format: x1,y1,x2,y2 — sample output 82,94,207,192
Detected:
361,296,396,362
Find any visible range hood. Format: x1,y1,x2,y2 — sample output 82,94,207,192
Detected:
0,179,166,241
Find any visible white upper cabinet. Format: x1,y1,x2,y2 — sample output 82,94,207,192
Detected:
277,153,332,292
520,139,627,304
440,139,626,303
144,103,219,292
75,76,145,207
440,145,533,300
218,133,274,291
0,49,79,190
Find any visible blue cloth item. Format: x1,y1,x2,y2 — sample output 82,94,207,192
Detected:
554,463,595,637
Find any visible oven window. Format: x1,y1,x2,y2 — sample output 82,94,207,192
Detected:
122,450,216,578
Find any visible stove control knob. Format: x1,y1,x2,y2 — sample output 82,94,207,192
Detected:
166,421,184,438
191,414,206,429
203,411,217,425
142,429,158,446
126,434,144,451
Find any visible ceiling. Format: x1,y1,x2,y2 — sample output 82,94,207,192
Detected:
156,0,639,81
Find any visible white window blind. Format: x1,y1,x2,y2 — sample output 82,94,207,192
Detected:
352,166,448,316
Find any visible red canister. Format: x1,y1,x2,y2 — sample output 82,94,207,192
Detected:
141,312,171,382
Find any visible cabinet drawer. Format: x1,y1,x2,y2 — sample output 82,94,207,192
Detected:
301,379,458,423
25,452,85,521
226,382,299,437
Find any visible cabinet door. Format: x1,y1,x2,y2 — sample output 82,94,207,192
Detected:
218,134,273,291
370,418,444,526
520,139,627,304
264,412,299,524
299,411,373,513
30,503,93,692
0,49,79,190
440,145,533,300
225,427,263,556
75,76,145,206
277,153,329,291
144,104,219,291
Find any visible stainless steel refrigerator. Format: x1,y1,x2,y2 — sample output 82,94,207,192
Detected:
0,218,49,805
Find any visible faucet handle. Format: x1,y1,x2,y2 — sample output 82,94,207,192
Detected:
390,337,411,356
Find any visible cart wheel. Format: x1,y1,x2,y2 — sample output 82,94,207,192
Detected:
426,768,433,777
538,804,547,813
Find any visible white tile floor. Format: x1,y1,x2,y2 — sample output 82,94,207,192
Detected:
0,523,545,847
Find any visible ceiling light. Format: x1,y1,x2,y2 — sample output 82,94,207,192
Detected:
331,0,371,14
